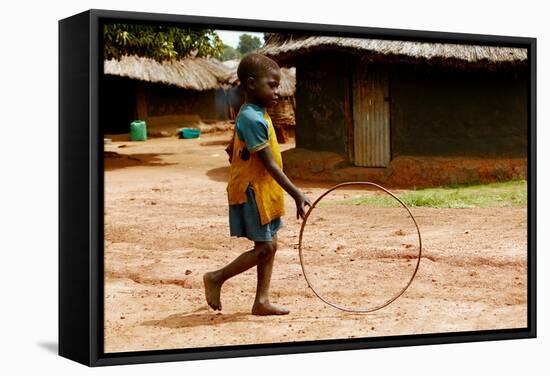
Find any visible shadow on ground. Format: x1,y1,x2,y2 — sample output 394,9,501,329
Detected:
104,152,177,171
142,307,250,329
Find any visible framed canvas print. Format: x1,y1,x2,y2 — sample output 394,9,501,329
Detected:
59,8,537,367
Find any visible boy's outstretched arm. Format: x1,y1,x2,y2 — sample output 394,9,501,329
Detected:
256,146,312,220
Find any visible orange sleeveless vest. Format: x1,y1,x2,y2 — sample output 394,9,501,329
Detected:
226,108,285,226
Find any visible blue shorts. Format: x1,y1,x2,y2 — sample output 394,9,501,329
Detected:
229,184,283,242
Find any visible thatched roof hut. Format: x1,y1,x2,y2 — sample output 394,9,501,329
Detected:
101,55,235,134
104,54,231,90
221,59,240,70
254,33,528,180
259,34,528,69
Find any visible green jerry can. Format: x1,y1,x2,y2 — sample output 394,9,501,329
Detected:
130,120,147,141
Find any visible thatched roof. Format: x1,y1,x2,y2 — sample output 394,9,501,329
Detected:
104,55,231,91
225,63,296,97
222,59,240,70
259,34,528,68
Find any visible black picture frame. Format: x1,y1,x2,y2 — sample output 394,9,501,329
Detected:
59,8,537,367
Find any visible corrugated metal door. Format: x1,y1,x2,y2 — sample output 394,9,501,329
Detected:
352,64,390,167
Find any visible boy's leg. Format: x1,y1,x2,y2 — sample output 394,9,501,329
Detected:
203,247,258,311
203,234,288,314
252,234,289,315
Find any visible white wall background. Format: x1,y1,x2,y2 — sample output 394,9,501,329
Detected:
0,0,546,374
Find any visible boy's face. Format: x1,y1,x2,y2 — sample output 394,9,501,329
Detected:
246,68,281,108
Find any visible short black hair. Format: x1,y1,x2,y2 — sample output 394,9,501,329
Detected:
237,53,280,84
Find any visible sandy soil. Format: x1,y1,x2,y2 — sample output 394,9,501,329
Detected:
103,132,528,353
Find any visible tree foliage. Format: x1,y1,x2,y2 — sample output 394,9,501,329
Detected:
237,34,262,55
103,23,224,61
221,44,242,61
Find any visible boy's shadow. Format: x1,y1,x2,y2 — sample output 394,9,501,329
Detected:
142,306,249,329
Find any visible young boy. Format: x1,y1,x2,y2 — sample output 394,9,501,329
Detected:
203,53,312,315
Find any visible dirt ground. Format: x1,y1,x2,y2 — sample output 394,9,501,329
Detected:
103,131,528,354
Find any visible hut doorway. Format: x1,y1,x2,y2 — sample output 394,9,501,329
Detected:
101,76,138,134
351,63,391,167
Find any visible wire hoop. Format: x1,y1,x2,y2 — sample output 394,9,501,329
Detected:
297,181,422,313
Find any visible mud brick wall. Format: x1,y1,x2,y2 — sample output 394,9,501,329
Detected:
294,52,348,154
390,64,528,158
293,54,528,161
144,82,217,120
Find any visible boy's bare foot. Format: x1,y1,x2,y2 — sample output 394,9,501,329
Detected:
251,301,290,315
203,272,223,311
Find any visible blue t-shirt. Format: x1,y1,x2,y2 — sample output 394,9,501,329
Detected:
236,103,270,153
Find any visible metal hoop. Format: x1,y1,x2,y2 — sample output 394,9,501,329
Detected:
297,181,423,313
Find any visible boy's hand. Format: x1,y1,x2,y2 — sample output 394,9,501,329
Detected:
225,133,235,163
295,192,312,221
225,143,233,162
